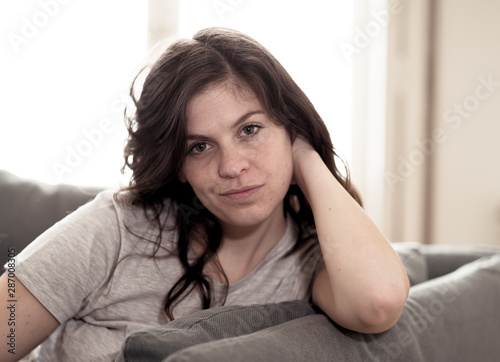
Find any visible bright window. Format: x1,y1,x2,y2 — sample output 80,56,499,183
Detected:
0,1,147,187
0,1,354,187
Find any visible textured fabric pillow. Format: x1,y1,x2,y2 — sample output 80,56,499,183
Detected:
118,254,500,362
115,300,317,362
391,241,429,286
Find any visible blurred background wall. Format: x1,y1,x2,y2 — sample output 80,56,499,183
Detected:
383,0,500,247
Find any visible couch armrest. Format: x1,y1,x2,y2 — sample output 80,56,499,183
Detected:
420,243,500,279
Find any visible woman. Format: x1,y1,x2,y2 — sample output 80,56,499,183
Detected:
0,27,409,361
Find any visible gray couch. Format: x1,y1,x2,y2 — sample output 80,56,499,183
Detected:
1,170,499,361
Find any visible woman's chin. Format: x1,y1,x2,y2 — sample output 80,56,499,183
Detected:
218,213,268,229
214,204,284,230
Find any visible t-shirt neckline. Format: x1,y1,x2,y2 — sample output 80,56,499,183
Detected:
211,214,297,291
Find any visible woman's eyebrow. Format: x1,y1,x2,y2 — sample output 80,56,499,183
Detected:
186,110,265,140
230,110,265,130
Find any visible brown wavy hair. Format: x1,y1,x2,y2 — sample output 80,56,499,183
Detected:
116,27,361,320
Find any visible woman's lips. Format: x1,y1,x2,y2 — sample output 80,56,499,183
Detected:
220,185,263,202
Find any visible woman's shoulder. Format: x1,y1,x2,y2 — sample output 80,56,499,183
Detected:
101,190,180,253
108,190,178,226
87,189,175,217
49,189,178,248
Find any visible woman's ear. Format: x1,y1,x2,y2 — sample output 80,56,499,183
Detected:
178,171,187,183
289,128,297,144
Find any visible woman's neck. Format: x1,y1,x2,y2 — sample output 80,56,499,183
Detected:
212,204,287,284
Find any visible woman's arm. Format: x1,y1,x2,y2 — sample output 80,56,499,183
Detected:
292,137,409,334
0,273,59,362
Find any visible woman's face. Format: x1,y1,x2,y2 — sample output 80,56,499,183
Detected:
179,83,293,229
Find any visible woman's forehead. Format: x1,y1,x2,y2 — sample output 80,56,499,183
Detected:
186,83,263,126
189,81,257,105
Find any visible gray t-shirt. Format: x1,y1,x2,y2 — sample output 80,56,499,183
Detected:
11,190,324,361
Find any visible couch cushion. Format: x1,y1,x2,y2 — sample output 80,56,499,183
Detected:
391,241,428,286
0,170,102,266
117,253,500,362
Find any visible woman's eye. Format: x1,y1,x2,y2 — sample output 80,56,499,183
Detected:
190,143,207,153
241,125,260,136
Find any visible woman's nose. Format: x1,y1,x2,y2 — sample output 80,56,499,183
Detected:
218,146,249,178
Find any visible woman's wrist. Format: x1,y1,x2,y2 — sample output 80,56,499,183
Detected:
291,137,323,192
293,150,334,204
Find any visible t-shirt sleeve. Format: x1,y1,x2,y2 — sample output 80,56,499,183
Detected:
7,190,123,324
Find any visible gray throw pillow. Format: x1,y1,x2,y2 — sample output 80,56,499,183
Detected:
115,300,317,362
